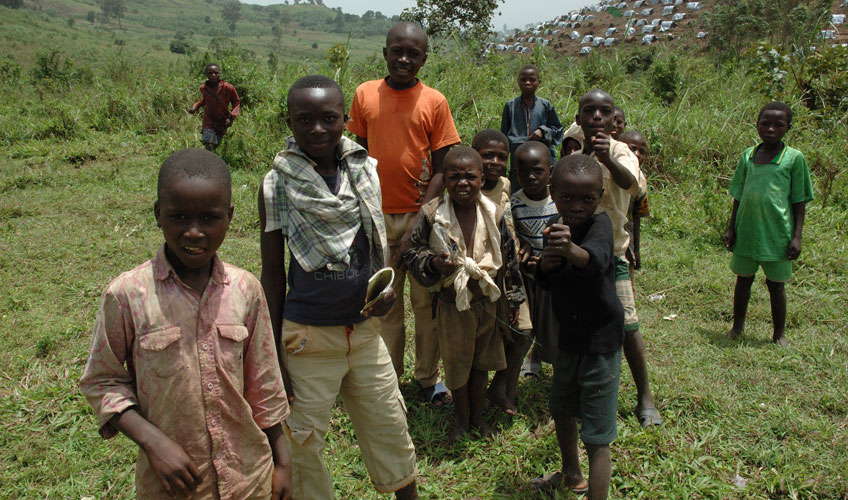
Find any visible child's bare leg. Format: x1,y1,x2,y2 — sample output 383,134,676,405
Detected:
487,333,530,415
394,481,418,500
468,368,493,437
766,279,787,345
729,275,755,338
585,443,611,500
623,329,656,412
554,414,585,486
449,383,470,444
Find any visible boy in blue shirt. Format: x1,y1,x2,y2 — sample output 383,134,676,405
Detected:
723,101,813,346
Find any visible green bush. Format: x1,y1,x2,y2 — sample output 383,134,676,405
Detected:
649,55,679,104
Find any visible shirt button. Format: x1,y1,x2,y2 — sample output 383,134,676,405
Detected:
202,343,209,350
217,452,222,459
207,383,213,389
211,419,217,426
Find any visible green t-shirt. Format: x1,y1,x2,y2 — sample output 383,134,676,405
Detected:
728,143,814,261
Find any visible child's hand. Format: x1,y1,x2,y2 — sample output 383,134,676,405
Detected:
510,307,519,326
545,224,574,257
788,236,802,260
539,249,563,273
431,252,459,276
146,434,202,497
529,128,544,141
591,133,612,164
362,286,396,318
723,227,735,250
225,116,234,128
188,107,197,115
633,250,642,270
271,462,293,500
525,255,541,272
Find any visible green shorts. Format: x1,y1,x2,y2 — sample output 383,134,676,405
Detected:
730,254,792,282
615,257,639,332
549,348,622,445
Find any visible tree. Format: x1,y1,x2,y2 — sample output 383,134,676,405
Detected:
221,0,242,35
400,0,504,40
0,0,24,9
271,23,282,46
98,0,126,29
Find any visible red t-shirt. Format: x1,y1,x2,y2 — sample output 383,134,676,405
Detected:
194,80,240,135
347,79,460,214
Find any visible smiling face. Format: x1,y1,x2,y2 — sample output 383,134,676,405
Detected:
516,147,551,201
576,90,615,143
756,109,790,147
612,107,626,139
518,67,540,96
155,175,233,280
445,157,483,208
383,24,428,90
621,133,648,164
287,87,346,166
552,171,603,229
477,140,509,185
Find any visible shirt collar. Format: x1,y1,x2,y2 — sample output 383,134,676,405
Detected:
749,142,787,164
153,244,229,286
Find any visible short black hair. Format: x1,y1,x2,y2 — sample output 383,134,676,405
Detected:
205,63,220,72
614,106,625,117
619,130,646,144
758,101,793,127
551,154,603,191
515,140,552,165
157,148,231,201
444,146,482,171
578,89,614,113
286,75,344,108
519,64,539,75
471,129,509,151
386,22,428,51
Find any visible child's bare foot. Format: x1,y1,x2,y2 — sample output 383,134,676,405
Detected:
447,424,467,445
486,386,517,415
727,327,742,340
773,334,788,346
473,422,495,439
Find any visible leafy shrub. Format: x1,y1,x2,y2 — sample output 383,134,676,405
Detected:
649,55,679,104
86,11,96,23
170,39,194,55
624,47,655,74
0,0,24,8
0,57,21,83
31,50,91,86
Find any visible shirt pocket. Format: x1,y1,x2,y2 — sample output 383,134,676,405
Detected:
137,326,185,379
217,324,248,374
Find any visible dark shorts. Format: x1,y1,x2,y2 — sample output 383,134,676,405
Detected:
549,348,622,445
201,128,221,148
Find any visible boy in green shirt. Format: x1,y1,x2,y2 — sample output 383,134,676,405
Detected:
723,102,814,346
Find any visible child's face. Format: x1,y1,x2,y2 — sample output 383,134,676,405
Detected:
518,69,540,95
155,175,233,276
553,172,602,229
612,109,626,139
757,109,789,146
561,137,582,157
383,29,428,89
445,158,483,207
205,66,221,84
516,148,551,200
477,140,509,184
622,135,648,164
287,87,347,164
576,92,615,141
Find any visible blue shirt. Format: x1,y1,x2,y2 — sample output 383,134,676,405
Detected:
500,95,564,161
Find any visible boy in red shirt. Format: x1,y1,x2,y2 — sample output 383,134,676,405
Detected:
189,63,240,151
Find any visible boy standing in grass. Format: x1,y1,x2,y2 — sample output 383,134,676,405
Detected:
81,149,292,500
620,130,651,271
723,102,813,346
403,147,525,443
472,129,532,415
576,90,661,428
512,141,560,380
531,154,622,499
347,22,461,407
189,63,240,151
260,76,418,499
500,64,563,192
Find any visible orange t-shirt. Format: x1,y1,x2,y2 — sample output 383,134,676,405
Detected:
347,79,460,214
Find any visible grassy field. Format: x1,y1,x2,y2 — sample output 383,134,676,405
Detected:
2,3,848,498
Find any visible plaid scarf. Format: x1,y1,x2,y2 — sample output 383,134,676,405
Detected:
263,136,386,272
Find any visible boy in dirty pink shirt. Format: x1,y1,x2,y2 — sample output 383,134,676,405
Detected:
80,149,292,500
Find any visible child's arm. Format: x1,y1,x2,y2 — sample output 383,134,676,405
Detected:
591,132,636,190
500,216,526,323
632,211,642,270
723,199,740,250
110,409,203,497
262,424,293,500
545,224,591,268
421,146,450,205
788,201,806,260
225,85,241,128
188,95,204,114
402,211,456,287
258,187,294,403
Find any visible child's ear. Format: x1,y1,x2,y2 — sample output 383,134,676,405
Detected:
153,200,161,227
227,204,234,222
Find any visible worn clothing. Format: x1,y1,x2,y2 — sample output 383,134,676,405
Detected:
201,128,221,148
536,213,623,354
263,136,386,274
511,189,558,257
500,95,563,162
730,254,793,282
482,176,514,233
728,143,814,261
524,275,559,362
379,212,442,386
615,257,639,331
347,78,460,214
436,295,506,389
550,348,622,445
194,80,240,135
80,246,288,500
280,318,417,498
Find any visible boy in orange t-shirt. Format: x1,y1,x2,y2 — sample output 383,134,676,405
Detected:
347,22,460,406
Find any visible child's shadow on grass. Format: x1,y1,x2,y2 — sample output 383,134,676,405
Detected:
697,326,773,348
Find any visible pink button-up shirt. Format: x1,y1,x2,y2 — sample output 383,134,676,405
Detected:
80,246,288,500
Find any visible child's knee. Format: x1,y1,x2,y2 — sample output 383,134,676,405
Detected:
765,279,785,292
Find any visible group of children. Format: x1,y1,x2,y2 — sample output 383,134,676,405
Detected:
81,21,813,500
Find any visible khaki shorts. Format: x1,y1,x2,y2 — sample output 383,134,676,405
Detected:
615,257,639,332
436,297,506,390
